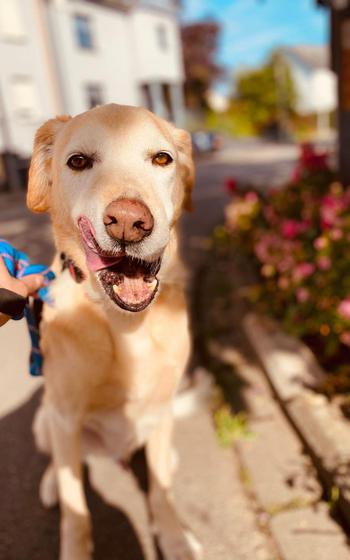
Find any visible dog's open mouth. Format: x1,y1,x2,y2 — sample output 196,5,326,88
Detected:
98,257,161,312
78,216,161,312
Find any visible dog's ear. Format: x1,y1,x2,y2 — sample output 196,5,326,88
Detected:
27,115,71,212
174,128,195,212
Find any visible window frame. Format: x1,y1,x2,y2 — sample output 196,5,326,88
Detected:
0,0,26,43
73,13,95,51
155,23,168,51
11,75,39,121
85,82,104,109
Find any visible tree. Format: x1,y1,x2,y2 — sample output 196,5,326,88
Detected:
181,21,223,110
235,51,297,138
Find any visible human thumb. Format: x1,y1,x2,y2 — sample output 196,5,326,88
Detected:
21,274,45,295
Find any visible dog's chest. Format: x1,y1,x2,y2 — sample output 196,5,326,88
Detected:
83,401,169,460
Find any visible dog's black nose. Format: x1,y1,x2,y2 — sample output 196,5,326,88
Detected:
103,199,154,243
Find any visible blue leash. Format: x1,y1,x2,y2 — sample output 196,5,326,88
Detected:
0,239,55,376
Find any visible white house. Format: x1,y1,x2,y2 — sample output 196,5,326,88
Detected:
0,0,60,187
0,0,185,190
280,45,337,133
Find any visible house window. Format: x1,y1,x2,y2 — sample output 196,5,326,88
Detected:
86,83,104,109
11,76,38,119
156,24,168,50
74,14,94,49
0,0,26,42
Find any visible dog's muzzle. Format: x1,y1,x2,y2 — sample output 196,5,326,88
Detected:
78,215,161,312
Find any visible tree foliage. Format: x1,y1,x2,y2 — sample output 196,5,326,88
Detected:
235,52,297,136
181,21,223,110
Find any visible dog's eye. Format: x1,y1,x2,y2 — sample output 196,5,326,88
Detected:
67,154,92,171
152,152,173,167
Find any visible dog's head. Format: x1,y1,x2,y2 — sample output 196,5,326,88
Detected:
27,104,194,313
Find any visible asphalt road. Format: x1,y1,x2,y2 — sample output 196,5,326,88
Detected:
0,139,297,560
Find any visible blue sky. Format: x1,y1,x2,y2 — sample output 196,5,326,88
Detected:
182,0,328,72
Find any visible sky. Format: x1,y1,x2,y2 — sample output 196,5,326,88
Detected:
182,0,328,74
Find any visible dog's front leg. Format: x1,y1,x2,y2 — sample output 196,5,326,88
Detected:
146,410,202,560
48,409,92,560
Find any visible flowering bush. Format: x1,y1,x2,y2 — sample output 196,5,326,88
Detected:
225,148,350,378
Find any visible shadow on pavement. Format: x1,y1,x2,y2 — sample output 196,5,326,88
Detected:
0,390,151,560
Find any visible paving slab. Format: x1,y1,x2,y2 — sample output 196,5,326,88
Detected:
243,313,325,401
287,392,350,469
238,391,321,514
208,342,321,514
173,410,278,560
270,504,350,560
243,312,350,531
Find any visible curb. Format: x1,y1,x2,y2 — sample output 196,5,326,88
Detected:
243,312,350,527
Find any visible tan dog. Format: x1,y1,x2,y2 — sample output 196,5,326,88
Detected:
27,104,201,560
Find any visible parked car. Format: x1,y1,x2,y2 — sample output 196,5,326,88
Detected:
191,131,221,154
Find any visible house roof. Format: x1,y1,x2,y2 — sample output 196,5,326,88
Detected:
83,0,135,10
84,0,179,11
282,45,330,70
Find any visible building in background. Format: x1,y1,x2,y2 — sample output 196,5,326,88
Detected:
0,0,185,190
279,45,337,136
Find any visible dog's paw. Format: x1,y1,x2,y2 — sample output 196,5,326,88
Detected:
40,464,58,509
154,526,202,560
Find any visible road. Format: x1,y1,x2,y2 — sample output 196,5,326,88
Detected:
0,140,297,560
181,138,298,268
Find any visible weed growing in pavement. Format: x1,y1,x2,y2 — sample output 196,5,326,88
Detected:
214,406,254,447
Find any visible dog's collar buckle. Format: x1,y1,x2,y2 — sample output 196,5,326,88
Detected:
60,253,85,284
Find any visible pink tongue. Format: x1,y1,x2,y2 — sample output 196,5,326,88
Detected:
115,276,156,305
78,215,123,272
86,251,122,272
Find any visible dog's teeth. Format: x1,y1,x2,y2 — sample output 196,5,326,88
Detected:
113,284,121,295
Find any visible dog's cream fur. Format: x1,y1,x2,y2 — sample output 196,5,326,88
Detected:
27,104,200,560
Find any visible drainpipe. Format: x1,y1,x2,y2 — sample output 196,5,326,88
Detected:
33,0,65,114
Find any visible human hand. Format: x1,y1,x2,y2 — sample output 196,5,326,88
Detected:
0,256,44,326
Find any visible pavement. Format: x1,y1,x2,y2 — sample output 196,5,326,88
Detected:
1,138,346,560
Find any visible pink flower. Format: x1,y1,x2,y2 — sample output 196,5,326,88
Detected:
281,219,309,240
317,256,331,270
245,191,258,203
281,220,299,239
320,193,350,229
330,228,343,241
294,262,315,281
338,297,350,321
254,232,280,264
314,236,328,250
277,256,295,273
254,233,298,269
340,331,350,346
296,288,310,303
263,204,276,224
